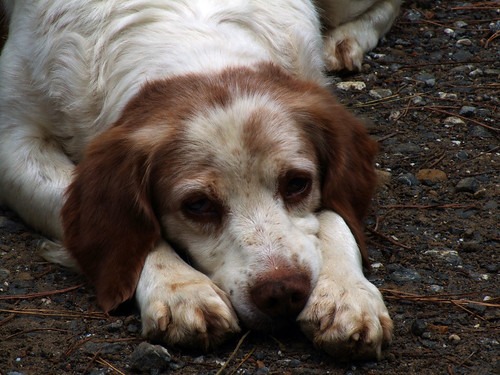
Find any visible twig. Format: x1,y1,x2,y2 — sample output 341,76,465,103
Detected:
229,348,256,375
0,308,107,320
425,107,499,133
215,331,251,375
0,284,84,300
381,289,500,310
379,203,478,210
96,357,127,375
4,327,71,340
485,30,500,48
0,314,15,327
367,227,412,250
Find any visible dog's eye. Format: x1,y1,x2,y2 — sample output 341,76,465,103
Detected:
281,174,312,204
182,195,222,222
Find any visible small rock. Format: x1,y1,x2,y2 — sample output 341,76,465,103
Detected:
452,50,473,62
0,268,10,281
469,125,493,138
449,334,461,342
469,68,483,78
106,320,123,332
131,342,172,373
454,21,468,28
389,267,421,283
455,177,480,193
336,81,366,91
411,319,427,337
412,95,426,105
429,285,444,293
392,142,421,154
424,250,462,266
404,9,422,22
444,116,465,126
127,324,139,333
438,92,458,100
459,106,476,117
376,170,392,187
456,150,469,160
416,169,448,184
456,38,472,47
369,88,393,99
397,173,419,186
443,28,455,37
415,73,436,87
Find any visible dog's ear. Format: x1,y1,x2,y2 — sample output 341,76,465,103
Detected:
62,125,161,312
293,87,378,268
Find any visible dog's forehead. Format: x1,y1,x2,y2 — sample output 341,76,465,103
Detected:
183,93,316,176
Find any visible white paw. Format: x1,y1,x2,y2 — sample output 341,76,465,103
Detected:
298,275,393,360
139,276,240,349
323,34,365,72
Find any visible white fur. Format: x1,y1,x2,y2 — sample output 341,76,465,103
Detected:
0,0,399,357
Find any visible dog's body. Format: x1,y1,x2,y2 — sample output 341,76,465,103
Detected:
0,0,400,359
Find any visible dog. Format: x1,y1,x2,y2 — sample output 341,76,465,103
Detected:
0,0,400,359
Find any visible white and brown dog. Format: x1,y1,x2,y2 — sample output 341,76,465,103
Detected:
0,0,400,359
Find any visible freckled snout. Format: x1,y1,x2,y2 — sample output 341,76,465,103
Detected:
250,271,311,319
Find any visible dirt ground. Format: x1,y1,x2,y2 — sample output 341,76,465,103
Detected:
0,1,499,374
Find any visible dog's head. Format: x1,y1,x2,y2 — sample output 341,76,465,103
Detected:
62,64,377,328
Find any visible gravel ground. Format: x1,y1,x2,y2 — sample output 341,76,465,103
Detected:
1,1,499,374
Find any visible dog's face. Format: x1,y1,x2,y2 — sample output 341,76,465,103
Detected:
62,64,378,325
155,94,323,328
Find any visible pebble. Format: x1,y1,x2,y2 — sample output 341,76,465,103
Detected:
443,28,455,37
444,116,465,126
449,334,461,342
459,106,476,116
130,342,173,373
412,95,426,105
336,81,366,91
469,125,493,138
424,250,463,266
397,173,419,186
389,267,421,283
454,21,468,29
0,268,10,281
415,73,436,87
469,68,483,78
376,170,392,187
369,88,393,99
438,92,458,100
452,50,473,62
456,38,472,47
455,177,480,193
106,320,123,332
416,169,448,184
404,9,422,22
392,142,421,154
411,319,427,337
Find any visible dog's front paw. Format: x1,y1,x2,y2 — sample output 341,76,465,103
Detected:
297,276,393,360
140,276,240,350
323,34,365,72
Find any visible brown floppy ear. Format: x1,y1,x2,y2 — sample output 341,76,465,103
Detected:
62,126,161,312
294,88,378,268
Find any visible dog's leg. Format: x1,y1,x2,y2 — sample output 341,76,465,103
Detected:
318,0,401,71
136,241,240,349
297,211,393,360
0,53,74,240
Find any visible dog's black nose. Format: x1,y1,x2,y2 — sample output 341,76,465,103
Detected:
250,272,311,319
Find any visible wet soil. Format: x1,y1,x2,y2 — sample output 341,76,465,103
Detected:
0,1,499,374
